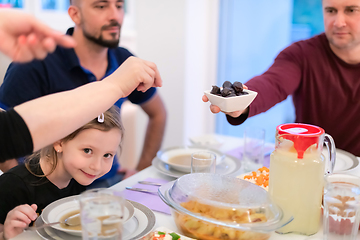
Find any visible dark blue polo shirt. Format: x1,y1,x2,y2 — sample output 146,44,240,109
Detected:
0,28,156,180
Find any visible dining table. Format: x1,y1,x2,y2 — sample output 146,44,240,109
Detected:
12,134,360,240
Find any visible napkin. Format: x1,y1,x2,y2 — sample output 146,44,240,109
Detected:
225,144,274,168
122,177,171,215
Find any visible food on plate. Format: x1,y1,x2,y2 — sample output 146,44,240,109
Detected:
144,227,194,240
59,210,81,230
239,167,269,190
59,210,120,236
210,81,248,98
168,154,192,166
149,231,182,240
174,200,269,240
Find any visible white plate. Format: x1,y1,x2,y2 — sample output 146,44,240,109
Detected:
156,146,224,173
41,195,135,237
152,153,241,178
36,200,155,240
332,149,359,172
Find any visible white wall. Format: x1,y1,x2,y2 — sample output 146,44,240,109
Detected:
133,0,218,153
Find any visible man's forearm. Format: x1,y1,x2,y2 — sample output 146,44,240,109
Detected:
136,115,166,171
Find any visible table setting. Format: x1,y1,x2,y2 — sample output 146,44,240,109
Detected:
12,129,360,240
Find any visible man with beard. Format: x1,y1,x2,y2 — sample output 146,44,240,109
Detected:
202,0,360,157
0,0,167,187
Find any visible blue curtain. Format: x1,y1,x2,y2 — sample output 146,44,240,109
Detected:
216,0,324,143
216,0,294,143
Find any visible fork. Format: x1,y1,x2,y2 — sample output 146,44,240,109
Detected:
138,181,162,186
125,187,158,195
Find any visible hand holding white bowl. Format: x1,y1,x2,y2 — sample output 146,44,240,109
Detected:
202,85,257,117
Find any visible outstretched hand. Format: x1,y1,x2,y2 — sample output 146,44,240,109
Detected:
109,56,162,98
3,204,37,239
0,9,76,62
202,85,249,118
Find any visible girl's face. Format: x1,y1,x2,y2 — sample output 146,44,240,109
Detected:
55,128,122,186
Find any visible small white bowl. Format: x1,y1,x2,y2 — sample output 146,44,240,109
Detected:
204,89,257,112
189,134,224,149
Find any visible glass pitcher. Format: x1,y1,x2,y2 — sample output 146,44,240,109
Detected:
268,123,335,235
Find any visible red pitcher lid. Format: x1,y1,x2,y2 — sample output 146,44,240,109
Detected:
277,123,324,159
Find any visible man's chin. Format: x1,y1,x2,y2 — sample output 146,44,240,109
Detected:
329,38,352,50
100,34,120,48
84,32,119,48
99,40,120,48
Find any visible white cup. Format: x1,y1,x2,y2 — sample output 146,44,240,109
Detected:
243,127,265,172
191,151,216,173
79,188,125,240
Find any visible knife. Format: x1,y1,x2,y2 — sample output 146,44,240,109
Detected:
125,187,158,195
138,181,162,186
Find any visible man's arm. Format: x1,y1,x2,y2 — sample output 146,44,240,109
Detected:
136,93,167,171
202,43,303,123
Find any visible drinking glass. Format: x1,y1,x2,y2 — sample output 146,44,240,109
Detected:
243,127,265,172
79,188,125,240
323,173,360,240
191,151,216,173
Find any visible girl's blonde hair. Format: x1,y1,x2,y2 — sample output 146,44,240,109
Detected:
25,105,124,177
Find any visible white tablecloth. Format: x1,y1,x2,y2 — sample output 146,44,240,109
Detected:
13,134,360,239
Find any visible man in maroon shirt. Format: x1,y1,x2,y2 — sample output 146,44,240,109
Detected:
203,0,360,156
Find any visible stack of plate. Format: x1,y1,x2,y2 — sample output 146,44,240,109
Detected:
35,195,156,240
152,146,242,178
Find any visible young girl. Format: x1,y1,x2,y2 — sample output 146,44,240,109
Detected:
0,106,124,240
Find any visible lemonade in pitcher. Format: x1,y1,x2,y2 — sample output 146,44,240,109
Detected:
268,123,335,235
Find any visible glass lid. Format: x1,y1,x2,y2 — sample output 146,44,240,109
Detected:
158,173,293,232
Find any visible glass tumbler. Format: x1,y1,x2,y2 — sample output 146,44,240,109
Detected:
243,127,265,172
191,151,216,173
79,188,125,240
323,173,360,240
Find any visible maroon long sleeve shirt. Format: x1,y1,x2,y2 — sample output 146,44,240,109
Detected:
228,33,360,156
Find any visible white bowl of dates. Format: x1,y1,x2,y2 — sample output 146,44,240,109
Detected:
204,81,257,112
158,173,293,240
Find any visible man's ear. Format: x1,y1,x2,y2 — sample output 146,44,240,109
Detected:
68,5,81,25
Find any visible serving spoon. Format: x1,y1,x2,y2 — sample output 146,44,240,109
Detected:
26,213,80,231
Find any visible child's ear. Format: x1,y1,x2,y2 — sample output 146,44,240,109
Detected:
53,141,63,153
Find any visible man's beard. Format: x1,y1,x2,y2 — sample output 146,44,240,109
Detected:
83,21,121,48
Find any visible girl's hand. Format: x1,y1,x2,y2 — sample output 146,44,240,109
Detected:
3,204,37,239
108,56,162,98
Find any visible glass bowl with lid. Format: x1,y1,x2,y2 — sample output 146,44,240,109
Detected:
158,173,293,240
